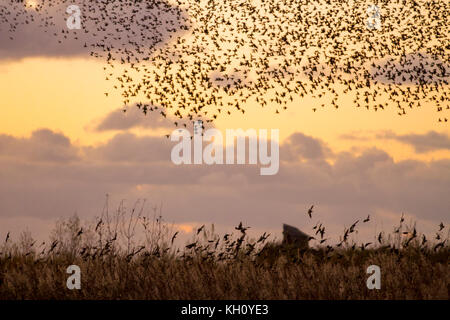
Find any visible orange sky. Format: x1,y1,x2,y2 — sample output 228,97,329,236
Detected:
1,57,448,162
0,0,448,245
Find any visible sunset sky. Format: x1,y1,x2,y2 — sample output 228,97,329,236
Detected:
0,0,448,245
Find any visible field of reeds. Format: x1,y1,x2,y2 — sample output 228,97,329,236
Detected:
0,201,448,300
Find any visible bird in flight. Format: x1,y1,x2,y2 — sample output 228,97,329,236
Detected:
307,205,314,219
1,0,448,127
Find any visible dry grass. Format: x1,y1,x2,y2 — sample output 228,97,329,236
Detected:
0,202,448,300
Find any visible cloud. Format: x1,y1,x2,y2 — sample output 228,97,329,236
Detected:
281,132,333,161
89,105,175,132
89,105,216,133
84,132,173,163
339,131,374,141
0,129,448,243
0,129,79,162
0,1,187,61
377,131,450,153
340,130,450,154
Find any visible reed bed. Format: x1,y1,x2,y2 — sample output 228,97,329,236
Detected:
0,201,448,299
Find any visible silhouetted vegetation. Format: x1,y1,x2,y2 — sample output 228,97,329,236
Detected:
0,202,448,299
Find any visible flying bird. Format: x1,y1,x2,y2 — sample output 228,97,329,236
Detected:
2,0,447,128
196,225,205,235
307,205,314,219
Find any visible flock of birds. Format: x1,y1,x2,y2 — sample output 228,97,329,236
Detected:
0,205,447,261
1,0,449,127
304,206,447,253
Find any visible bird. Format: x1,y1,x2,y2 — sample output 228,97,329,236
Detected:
186,242,197,249
361,242,372,250
363,215,370,223
307,205,314,219
433,241,446,251
235,222,249,234
257,232,269,243
377,232,383,244
3,0,447,129
421,234,427,246
196,225,205,235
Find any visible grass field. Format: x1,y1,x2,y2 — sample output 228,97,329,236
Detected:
0,208,448,300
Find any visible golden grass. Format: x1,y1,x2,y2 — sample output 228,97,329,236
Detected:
0,206,448,300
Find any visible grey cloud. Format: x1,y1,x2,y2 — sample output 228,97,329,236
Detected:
90,105,216,133
378,131,450,153
84,132,173,163
281,132,333,161
341,130,450,154
0,1,187,61
339,132,373,141
0,129,448,242
90,106,175,132
0,129,79,162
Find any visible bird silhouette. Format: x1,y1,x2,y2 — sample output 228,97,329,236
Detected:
196,225,205,235
307,205,314,219
2,0,447,127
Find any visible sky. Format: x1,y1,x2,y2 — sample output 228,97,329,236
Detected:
0,0,448,246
